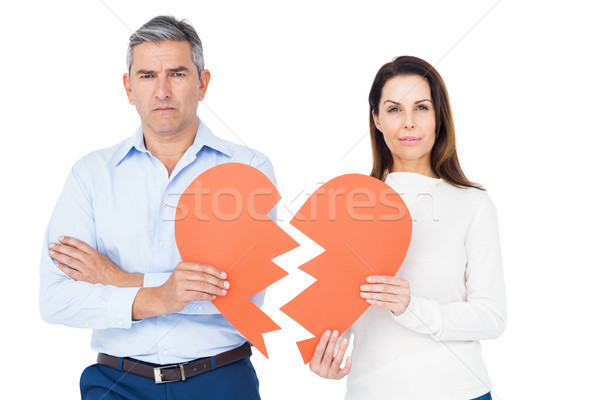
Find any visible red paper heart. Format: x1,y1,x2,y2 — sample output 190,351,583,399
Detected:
175,164,411,362
280,174,412,363
175,163,299,358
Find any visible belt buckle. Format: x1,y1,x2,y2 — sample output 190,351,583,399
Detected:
153,363,186,384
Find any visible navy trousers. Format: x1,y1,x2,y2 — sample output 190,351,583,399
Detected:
80,357,260,400
471,392,492,400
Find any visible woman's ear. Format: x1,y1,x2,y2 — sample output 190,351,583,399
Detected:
372,110,382,132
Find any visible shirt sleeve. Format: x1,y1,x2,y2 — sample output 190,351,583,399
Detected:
39,164,140,329
392,194,507,341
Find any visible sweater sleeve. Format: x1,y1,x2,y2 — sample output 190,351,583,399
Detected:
392,193,507,341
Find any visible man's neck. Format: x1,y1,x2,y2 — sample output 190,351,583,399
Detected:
142,119,198,176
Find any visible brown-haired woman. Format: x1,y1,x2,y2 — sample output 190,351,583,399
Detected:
309,56,507,400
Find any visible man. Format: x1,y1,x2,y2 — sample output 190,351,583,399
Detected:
39,15,273,399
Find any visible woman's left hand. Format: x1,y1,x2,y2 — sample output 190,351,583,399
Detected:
309,330,352,380
360,275,411,316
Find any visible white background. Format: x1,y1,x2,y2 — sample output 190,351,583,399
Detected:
1,1,598,398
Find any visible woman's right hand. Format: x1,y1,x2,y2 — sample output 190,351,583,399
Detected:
309,330,352,379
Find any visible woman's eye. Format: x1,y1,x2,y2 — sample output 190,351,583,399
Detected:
387,107,399,112
417,105,429,111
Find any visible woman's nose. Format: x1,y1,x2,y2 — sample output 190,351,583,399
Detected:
403,114,415,129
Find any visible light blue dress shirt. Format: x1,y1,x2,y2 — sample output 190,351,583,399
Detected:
39,118,276,364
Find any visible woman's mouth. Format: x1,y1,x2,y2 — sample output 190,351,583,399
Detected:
399,136,421,145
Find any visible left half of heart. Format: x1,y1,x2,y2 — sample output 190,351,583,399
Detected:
174,162,299,358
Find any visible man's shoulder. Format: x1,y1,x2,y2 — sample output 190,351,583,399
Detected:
71,136,134,175
216,136,271,169
197,119,272,169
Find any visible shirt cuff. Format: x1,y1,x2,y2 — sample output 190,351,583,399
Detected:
106,286,141,328
179,301,220,315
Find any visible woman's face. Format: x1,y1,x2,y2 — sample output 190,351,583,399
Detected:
373,74,436,176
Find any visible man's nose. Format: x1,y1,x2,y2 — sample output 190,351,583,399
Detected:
154,76,171,100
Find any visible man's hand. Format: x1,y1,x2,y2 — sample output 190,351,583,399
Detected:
309,330,352,380
49,236,142,287
132,262,230,320
158,262,230,314
360,275,411,316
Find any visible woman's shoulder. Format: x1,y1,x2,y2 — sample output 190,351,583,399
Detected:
432,183,499,231
436,181,495,213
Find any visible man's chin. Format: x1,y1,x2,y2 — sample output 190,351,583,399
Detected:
142,114,198,136
153,126,179,135
145,120,182,136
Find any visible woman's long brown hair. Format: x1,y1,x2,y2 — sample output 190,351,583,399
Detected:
368,56,483,190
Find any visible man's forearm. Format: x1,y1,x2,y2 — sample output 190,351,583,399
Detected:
48,236,144,288
131,287,167,320
113,271,144,288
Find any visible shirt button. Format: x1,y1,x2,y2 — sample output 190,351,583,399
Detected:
198,306,203,311
158,240,165,247
161,201,167,207
117,321,123,327
162,350,168,356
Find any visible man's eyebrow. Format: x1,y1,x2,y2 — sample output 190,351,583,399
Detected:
135,66,190,75
135,69,156,75
167,66,190,73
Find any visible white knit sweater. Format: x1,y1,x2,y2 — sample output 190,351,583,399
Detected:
345,172,507,400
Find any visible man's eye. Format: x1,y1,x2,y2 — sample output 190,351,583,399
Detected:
140,75,153,79
172,73,185,77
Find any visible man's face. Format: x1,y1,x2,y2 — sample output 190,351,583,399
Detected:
123,40,210,137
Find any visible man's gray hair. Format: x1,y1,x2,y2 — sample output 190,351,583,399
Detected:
126,15,204,77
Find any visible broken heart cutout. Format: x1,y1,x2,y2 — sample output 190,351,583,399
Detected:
174,162,297,358
174,163,411,362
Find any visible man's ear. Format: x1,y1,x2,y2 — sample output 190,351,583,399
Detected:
198,69,211,101
123,73,134,105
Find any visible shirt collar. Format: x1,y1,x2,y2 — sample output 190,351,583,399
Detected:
111,118,233,167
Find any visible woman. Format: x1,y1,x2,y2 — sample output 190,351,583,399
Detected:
309,56,507,400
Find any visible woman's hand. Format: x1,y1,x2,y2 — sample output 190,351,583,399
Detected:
48,236,142,287
309,330,352,380
361,275,411,316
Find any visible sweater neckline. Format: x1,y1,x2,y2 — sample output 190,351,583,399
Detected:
385,171,443,188
385,172,443,208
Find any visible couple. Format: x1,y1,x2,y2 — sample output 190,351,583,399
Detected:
39,15,506,400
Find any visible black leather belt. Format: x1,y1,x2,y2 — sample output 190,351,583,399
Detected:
97,342,252,384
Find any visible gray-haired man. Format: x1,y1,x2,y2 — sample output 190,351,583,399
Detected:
40,15,272,399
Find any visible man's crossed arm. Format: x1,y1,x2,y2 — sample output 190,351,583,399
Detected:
48,236,229,320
